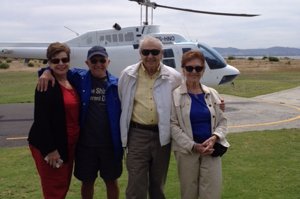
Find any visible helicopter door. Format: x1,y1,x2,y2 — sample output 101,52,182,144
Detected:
162,48,176,68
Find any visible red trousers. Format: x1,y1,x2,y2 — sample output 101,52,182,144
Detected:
30,144,76,199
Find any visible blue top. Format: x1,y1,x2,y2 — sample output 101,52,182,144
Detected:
189,93,211,143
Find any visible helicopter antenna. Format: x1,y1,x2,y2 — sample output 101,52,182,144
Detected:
144,4,149,25
140,4,143,26
64,26,80,36
129,0,260,23
151,5,154,24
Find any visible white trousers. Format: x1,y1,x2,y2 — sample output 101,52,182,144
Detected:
174,151,222,199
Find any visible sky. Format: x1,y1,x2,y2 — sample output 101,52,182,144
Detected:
1,0,299,49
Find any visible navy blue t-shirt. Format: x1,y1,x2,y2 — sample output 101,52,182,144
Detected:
79,76,112,147
189,93,212,143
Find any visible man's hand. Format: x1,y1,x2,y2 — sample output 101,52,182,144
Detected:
219,99,225,112
37,70,55,92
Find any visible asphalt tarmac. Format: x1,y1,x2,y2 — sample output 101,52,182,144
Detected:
1,87,299,147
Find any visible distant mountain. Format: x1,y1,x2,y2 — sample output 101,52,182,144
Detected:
213,47,300,57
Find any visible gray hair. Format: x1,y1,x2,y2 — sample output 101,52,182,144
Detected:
139,35,163,50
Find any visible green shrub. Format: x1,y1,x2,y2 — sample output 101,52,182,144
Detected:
27,62,35,67
262,56,268,60
228,56,235,60
268,56,279,62
6,59,12,63
0,62,10,69
248,57,254,61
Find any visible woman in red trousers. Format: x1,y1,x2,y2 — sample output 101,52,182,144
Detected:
28,42,80,199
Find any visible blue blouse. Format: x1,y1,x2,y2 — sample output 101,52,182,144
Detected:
189,93,212,143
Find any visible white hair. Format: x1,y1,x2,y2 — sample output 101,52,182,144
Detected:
139,35,163,50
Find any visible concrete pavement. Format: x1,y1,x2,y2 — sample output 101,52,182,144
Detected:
1,87,300,147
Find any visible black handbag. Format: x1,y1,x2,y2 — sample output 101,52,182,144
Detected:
211,142,228,157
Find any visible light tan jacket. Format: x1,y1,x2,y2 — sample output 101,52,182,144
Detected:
118,61,182,147
171,82,230,154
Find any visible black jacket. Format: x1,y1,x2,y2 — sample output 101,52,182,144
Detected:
28,80,69,162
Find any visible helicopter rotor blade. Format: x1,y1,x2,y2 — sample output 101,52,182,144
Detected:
153,3,259,17
129,0,259,17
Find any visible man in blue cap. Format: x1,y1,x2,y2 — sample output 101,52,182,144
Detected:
38,45,123,199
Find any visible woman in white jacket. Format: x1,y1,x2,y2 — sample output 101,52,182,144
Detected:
171,50,229,199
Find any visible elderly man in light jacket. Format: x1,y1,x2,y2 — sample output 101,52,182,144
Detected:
118,35,181,199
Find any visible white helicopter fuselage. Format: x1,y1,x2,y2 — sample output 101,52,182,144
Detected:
0,25,239,86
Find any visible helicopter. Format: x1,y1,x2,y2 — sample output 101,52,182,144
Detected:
0,0,259,86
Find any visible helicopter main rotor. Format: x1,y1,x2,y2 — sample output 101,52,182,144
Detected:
130,0,259,25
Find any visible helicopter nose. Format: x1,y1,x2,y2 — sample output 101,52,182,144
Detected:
219,64,240,85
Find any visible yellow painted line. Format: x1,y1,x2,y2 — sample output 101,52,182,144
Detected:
229,115,300,128
6,136,28,140
229,99,300,129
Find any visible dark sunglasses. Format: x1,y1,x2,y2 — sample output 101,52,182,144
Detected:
141,49,161,56
50,57,70,64
90,58,107,64
184,65,204,73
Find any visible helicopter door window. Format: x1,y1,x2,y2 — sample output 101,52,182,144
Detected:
118,34,124,42
112,34,118,42
99,35,105,42
105,35,112,43
125,32,134,42
163,49,174,58
86,37,93,44
162,49,176,68
163,59,176,68
182,48,192,54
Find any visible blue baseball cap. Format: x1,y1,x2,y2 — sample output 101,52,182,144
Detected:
87,46,108,59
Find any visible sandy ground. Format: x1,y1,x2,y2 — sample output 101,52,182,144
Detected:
227,58,300,72
0,60,40,72
1,57,300,73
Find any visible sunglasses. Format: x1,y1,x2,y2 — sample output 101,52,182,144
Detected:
141,49,161,56
90,58,107,64
184,65,204,73
50,57,70,64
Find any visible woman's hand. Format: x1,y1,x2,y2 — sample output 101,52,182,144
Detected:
193,143,214,155
201,135,218,155
44,150,61,168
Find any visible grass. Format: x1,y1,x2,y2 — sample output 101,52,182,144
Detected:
0,71,37,104
0,129,299,199
215,71,300,98
1,69,300,104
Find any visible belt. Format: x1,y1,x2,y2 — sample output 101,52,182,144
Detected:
130,121,159,132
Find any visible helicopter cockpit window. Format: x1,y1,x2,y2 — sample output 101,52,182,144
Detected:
163,59,176,68
198,44,226,69
105,35,112,43
182,48,191,54
119,34,124,42
125,32,134,42
163,49,174,58
112,34,118,42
